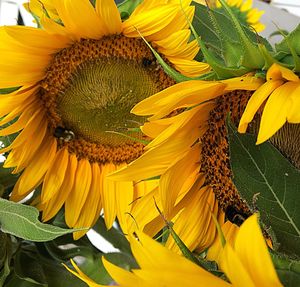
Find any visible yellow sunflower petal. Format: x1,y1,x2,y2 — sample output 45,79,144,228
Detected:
41,147,69,203
252,22,265,33
40,14,71,37
167,58,211,78
100,163,118,229
72,163,104,239
126,231,231,286
103,258,143,286
222,75,264,91
132,81,225,119
64,259,105,287
1,107,44,153
234,214,283,286
65,158,92,227
24,0,59,21
160,145,200,217
121,187,161,235
153,29,191,54
147,104,210,150
287,84,300,123
8,115,48,174
0,85,37,120
0,55,49,87
130,0,160,16
3,115,47,173
159,39,199,59
115,180,135,228
96,0,122,34
42,153,78,221
110,129,198,182
0,97,34,122
221,243,255,287
247,8,264,24
141,119,174,138
240,0,252,11
52,0,106,39
238,79,284,133
10,136,57,200
143,6,194,42
122,5,178,38
166,186,218,253
267,63,299,82
3,26,70,52
206,220,239,264
257,82,297,144
0,104,35,136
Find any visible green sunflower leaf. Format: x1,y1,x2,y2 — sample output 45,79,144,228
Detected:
192,1,272,76
0,256,10,286
227,122,300,257
0,198,83,242
5,259,87,287
276,24,300,55
271,251,300,287
14,250,47,286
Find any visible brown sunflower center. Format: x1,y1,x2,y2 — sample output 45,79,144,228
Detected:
40,34,175,163
201,90,253,225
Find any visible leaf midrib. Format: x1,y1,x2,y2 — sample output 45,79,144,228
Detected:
0,208,72,237
236,135,300,236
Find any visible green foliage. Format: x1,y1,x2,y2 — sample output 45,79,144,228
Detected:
4,247,88,287
271,251,300,287
227,122,300,258
276,24,300,56
0,199,80,242
117,0,143,19
0,232,13,286
275,24,300,71
191,1,273,78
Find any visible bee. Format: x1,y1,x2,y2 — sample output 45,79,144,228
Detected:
142,57,153,68
225,206,248,226
54,126,75,142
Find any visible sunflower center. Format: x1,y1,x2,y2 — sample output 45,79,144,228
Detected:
57,58,159,145
40,34,175,163
201,90,253,225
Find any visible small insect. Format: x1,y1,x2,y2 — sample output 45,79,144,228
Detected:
142,57,153,67
225,205,248,226
54,126,75,142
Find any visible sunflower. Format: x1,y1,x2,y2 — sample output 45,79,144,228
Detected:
0,0,209,239
66,214,283,287
194,0,265,32
110,74,264,252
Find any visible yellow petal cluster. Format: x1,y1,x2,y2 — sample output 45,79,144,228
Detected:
66,214,282,287
238,63,300,144
110,75,263,252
